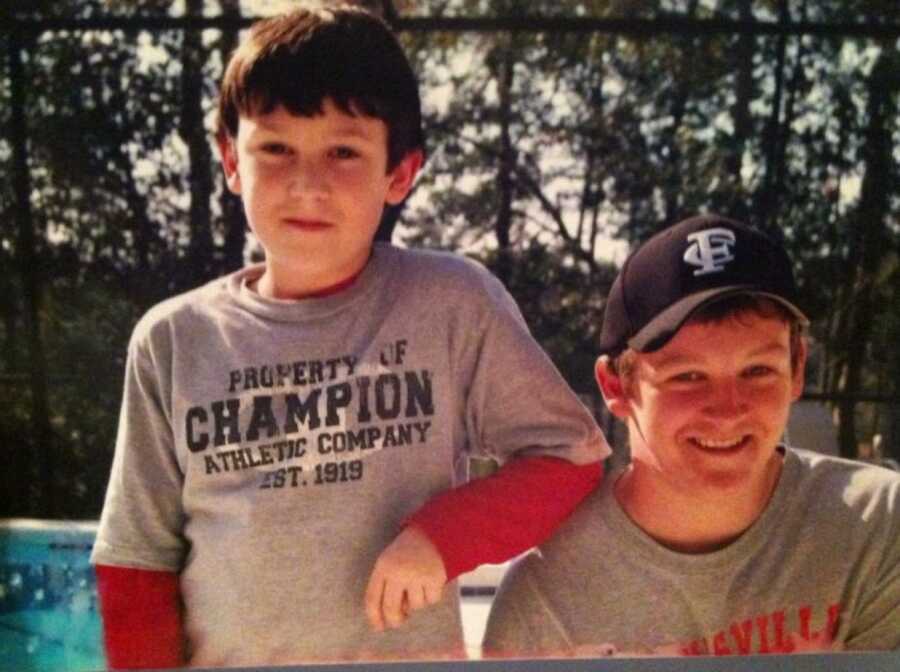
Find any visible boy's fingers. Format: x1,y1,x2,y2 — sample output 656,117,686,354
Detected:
406,585,426,613
366,526,447,631
424,581,443,606
382,581,407,629
402,593,411,618
364,573,386,632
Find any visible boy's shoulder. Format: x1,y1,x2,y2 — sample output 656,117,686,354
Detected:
127,247,518,348
378,244,509,302
382,243,494,282
790,446,900,483
129,272,236,348
787,446,900,518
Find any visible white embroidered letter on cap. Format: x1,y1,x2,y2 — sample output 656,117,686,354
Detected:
683,227,736,276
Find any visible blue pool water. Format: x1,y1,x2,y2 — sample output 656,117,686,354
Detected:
0,519,106,672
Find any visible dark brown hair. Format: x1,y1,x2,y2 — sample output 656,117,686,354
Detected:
215,6,424,170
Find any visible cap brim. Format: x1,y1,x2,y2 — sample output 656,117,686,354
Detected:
627,286,810,353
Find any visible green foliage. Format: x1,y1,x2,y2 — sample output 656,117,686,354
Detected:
2,0,899,516
2,0,245,517
481,243,617,394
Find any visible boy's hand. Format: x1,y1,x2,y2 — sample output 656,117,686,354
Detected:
365,525,447,631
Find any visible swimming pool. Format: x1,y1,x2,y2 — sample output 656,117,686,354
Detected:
0,519,106,672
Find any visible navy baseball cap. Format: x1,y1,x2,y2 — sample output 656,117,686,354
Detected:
598,214,809,356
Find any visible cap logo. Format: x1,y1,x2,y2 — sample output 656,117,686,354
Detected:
683,227,736,276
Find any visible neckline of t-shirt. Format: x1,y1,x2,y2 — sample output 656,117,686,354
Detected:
227,243,396,322
600,446,799,573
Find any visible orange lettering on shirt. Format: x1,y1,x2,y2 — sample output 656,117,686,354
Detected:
712,631,731,655
756,613,771,653
798,604,813,641
772,609,794,653
730,619,753,654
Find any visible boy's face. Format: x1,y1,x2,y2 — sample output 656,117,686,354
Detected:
597,311,806,497
219,98,421,294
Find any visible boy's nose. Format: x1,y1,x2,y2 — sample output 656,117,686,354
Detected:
287,160,329,197
703,379,749,418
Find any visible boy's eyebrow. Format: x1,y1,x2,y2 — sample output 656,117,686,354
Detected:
247,117,380,141
329,125,380,141
648,340,789,370
645,352,700,371
746,341,791,358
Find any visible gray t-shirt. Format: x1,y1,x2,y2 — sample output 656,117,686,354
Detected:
91,244,608,666
484,447,900,657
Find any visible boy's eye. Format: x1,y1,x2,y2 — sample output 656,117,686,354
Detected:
670,371,704,384
744,365,775,378
330,146,360,160
261,143,290,155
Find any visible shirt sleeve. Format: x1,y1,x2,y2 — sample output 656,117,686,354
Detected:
95,564,186,669
407,456,603,580
457,271,609,468
91,329,187,572
412,267,610,579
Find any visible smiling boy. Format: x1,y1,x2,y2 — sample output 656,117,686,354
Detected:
90,7,608,668
483,214,900,657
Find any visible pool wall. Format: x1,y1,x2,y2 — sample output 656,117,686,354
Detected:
5,521,895,672
0,518,106,672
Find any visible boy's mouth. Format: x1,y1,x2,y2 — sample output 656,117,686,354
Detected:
284,218,332,230
689,435,751,452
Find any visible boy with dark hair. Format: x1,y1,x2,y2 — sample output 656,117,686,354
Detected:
91,6,608,668
484,214,900,657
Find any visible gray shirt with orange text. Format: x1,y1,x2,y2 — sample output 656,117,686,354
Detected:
484,447,900,657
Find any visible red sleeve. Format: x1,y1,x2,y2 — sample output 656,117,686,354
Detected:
406,455,604,581
94,564,186,670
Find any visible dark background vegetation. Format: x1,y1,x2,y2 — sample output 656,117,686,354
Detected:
2,0,899,518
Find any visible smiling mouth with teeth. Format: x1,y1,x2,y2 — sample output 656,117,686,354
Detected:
690,436,750,450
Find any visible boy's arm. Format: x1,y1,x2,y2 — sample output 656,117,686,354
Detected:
92,328,189,665
408,455,603,579
365,454,602,630
95,564,186,669
366,264,609,631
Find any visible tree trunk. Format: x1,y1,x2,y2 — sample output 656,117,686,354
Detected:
180,0,214,290
768,0,808,236
10,34,56,516
725,0,754,223
494,44,515,286
822,80,854,397
661,0,698,226
218,0,246,272
756,0,789,233
834,49,897,458
0,276,18,373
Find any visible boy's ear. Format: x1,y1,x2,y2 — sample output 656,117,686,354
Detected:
595,356,632,420
385,149,424,205
791,335,808,400
217,135,242,195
